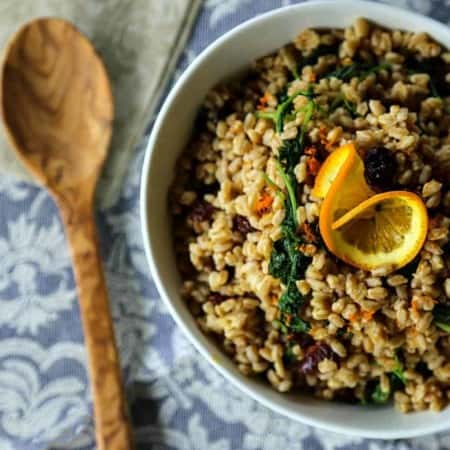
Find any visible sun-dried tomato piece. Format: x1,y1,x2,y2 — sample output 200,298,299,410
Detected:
300,222,318,243
255,192,274,216
304,146,318,157
307,156,321,176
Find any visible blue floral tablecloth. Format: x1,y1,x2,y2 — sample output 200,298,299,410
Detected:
1,1,450,449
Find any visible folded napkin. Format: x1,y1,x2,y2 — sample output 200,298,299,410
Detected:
0,0,201,208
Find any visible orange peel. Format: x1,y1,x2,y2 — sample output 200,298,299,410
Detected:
315,142,428,270
322,191,428,271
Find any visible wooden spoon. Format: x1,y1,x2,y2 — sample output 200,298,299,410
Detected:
0,18,134,450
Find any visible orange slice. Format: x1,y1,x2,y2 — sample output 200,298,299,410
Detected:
312,142,370,200
318,143,374,228
322,191,428,270
312,143,353,198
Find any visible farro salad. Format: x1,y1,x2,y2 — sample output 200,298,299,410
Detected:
170,18,450,412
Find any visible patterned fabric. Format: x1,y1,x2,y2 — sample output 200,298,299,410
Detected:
0,1,449,449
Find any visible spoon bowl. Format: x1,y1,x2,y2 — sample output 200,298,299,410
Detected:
0,18,133,450
1,18,112,195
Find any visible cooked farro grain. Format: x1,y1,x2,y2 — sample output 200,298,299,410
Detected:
171,18,450,412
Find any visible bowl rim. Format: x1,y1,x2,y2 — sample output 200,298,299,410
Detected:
140,0,450,439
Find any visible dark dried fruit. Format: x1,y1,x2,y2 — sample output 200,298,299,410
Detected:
363,147,397,191
415,361,432,379
233,215,256,234
333,388,358,404
225,265,235,280
299,342,339,375
208,292,228,304
203,256,215,271
193,180,220,196
404,54,450,98
289,332,314,349
189,200,216,223
432,147,450,184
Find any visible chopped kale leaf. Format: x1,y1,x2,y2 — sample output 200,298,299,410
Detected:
279,282,304,316
405,55,450,98
289,315,311,333
433,304,450,332
279,139,304,173
269,239,291,285
371,383,390,404
392,351,406,385
323,62,391,82
297,42,340,72
330,94,359,117
256,90,313,133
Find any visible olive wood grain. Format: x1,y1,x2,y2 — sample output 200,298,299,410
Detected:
0,18,134,450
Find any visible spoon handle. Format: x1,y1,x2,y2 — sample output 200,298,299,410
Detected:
59,204,134,450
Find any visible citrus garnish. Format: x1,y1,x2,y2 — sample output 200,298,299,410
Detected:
312,143,353,198
315,142,428,270
321,191,428,270
312,143,373,206
316,142,374,224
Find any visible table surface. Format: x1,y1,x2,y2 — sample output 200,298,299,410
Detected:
1,1,450,449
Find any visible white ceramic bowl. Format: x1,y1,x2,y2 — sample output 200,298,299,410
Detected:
140,0,450,439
